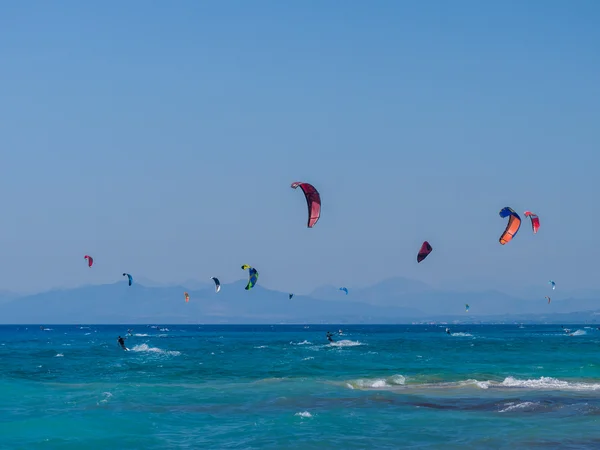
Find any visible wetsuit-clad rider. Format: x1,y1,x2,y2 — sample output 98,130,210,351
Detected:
117,336,127,350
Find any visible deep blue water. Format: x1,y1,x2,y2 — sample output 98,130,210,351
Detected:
2,324,600,449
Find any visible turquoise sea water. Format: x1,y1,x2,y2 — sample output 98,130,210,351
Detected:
2,324,600,449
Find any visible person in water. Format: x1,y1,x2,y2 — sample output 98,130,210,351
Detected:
326,331,335,343
445,328,450,335
117,336,127,350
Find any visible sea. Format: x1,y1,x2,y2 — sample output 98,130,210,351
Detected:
1,324,600,449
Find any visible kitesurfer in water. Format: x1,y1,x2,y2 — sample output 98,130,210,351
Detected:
326,331,335,343
445,328,450,335
117,336,127,351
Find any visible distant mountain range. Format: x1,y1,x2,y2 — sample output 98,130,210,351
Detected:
0,277,599,324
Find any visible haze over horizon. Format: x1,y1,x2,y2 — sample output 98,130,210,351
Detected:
1,1,598,299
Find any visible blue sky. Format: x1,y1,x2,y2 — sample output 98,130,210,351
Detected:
0,1,598,295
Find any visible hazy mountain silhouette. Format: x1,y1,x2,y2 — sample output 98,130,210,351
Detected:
0,277,599,324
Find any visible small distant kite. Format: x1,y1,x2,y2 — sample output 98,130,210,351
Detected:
417,241,433,263
291,182,321,228
524,211,540,234
339,287,348,295
498,207,521,245
289,293,294,300
184,292,190,303
241,265,259,290
546,296,551,304
465,304,470,312
211,277,221,293
84,255,94,268
123,273,133,286
549,280,556,290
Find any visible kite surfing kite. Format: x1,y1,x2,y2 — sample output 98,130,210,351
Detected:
123,273,133,286
184,292,189,303
84,255,94,268
498,207,521,245
546,296,551,304
465,304,470,312
291,182,321,228
339,287,348,295
241,265,259,290
211,277,221,293
289,293,294,300
524,211,540,234
549,280,556,290
417,241,433,263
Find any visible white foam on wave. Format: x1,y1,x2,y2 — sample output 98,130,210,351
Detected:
130,343,181,356
254,345,268,349
499,401,539,413
134,333,149,337
500,376,600,390
570,329,587,336
295,411,312,418
329,339,363,347
451,332,473,337
98,392,112,405
291,340,312,345
302,356,314,361
343,375,600,392
55,353,64,357
346,374,406,389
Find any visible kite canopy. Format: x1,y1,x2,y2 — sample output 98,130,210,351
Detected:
498,207,521,245
417,241,433,263
123,273,133,286
241,265,259,290
211,277,221,293
546,296,551,304
184,292,189,303
289,293,294,300
84,255,94,267
465,304,470,312
291,182,321,228
339,287,348,295
549,280,556,290
524,211,540,234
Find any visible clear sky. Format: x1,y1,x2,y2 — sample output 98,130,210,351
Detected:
0,0,598,295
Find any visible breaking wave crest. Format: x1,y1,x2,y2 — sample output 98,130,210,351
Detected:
344,375,600,392
130,344,181,356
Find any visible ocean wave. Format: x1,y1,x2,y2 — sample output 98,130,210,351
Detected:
291,340,312,345
344,375,600,392
295,411,312,418
451,332,473,337
97,392,112,405
499,401,539,413
329,340,363,347
130,344,181,356
347,375,406,389
499,376,600,390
